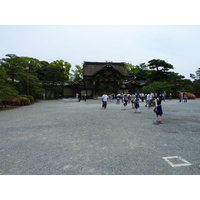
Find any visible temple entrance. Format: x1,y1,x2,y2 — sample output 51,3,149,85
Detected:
64,62,144,98
83,62,131,98
96,82,114,95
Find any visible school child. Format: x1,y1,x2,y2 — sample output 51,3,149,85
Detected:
127,94,131,103
155,95,163,123
134,95,141,113
122,94,128,110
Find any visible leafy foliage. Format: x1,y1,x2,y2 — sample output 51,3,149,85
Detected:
71,65,83,81
1,54,200,102
40,60,72,99
125,63,150,80
0,55,73,100
193,79,200,97
0,55,43,98
142,81,172,95
148,59,173,71
0,62,19,100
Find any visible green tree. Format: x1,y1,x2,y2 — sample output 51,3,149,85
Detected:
42,60,71,99
196,68,200,79
184,85,195,93
166,72,185,96
190,68,200,80
71,65,83,81
125,63,150,80
142,81,172,95
37,61,50,81
1,54,23,86
18,57,43,97
147,59,174,82
0,62,19,103
181,79,194,93
1,55,43,98
64,62,72,81
148,59,173,71
193,79,200,97
190,73,196,80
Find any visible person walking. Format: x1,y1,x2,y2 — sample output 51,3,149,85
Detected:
155,95,163,124
179,92,182,103
102,92,108,109
84,93,87,101
131,93,136,108
169,93,172,100
116,93,121,104
140,92,145,102
78,93,81,102
127,94,131,104
122,94,128,110
134,95,141,113
183,92,187,103
163,91,166,101
145,93,151,108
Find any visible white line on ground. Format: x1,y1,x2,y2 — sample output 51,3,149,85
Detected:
162,156,192,167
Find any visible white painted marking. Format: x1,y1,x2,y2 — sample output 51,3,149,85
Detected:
162,156,192,167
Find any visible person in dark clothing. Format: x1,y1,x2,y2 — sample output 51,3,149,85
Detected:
155,95,163,124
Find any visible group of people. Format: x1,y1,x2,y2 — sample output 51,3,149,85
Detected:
179,92,188,103
102,92,163,124
76,93,87,102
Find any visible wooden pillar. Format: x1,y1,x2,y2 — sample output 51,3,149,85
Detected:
117,81,120,94
93,81,96,99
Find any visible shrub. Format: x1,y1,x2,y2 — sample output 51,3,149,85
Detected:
27,95,34,102
14,98,21,105
19,96,30,105
186,92,196,99
3,98,20,106
20,95,34,102
3,95,34,107
6,98,16,103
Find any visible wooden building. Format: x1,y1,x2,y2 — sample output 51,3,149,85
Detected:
63,61,145,98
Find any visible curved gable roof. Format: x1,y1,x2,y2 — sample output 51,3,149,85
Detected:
83,61,130,77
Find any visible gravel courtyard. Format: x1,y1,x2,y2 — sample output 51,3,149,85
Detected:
0,98,200,175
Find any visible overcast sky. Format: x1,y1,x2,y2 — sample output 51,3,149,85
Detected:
1,25,200,79
1,1,200,80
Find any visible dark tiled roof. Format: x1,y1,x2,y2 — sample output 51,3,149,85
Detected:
83,61,130,77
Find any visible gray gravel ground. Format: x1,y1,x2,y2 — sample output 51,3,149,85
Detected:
0,98,200,175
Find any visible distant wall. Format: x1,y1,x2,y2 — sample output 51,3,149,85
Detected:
64,87,73,97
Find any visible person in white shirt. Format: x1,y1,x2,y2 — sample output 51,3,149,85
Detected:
84,93,87,101
131,93,136,108
102,92,108,108
140,92,145,102
145,93,151,107
116,93,121,104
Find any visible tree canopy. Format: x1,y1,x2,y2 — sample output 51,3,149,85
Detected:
0,63,19,100
40,60,72,99
0,55,73,100
148,59,174,72
71,65,83,81
0,54,199,100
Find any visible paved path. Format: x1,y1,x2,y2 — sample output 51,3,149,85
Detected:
0,98,200,175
